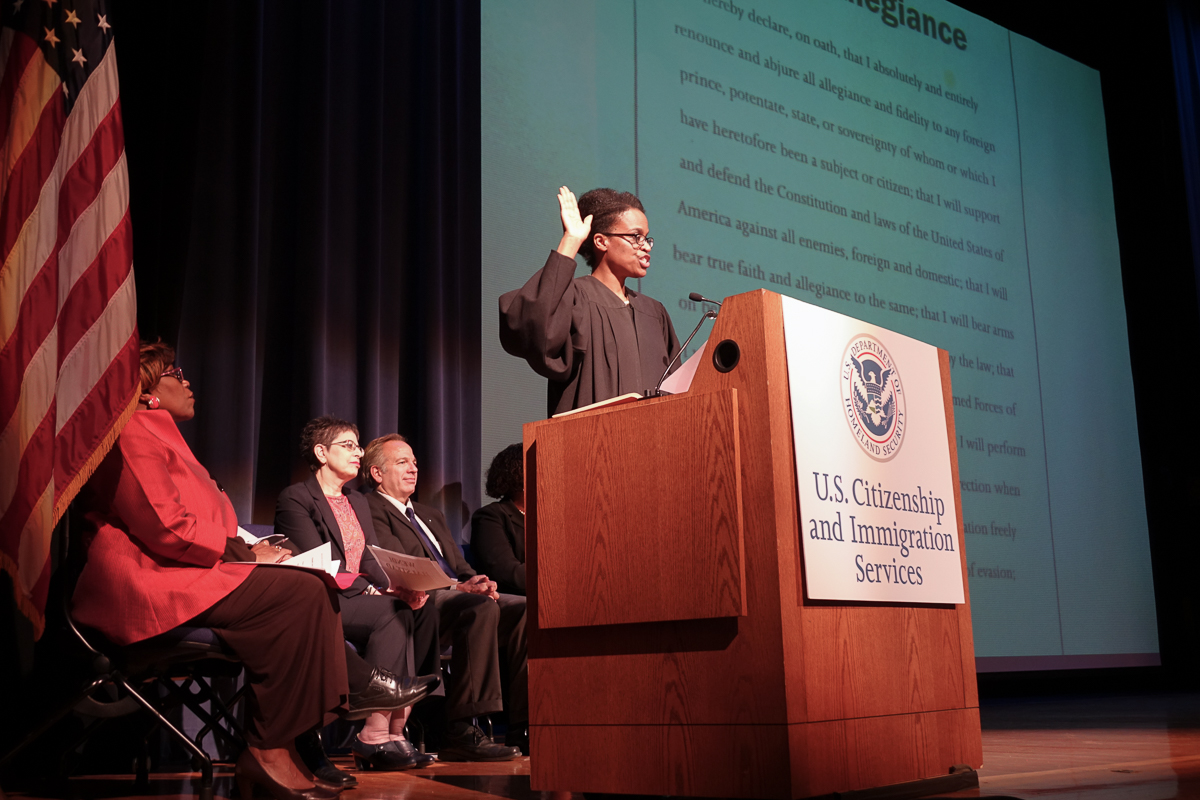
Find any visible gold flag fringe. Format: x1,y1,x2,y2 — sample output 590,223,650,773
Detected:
53,388,139,522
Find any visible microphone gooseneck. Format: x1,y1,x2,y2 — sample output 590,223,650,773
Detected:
648,297,720,397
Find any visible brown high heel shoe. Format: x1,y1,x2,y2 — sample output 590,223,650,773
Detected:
234,749,341,800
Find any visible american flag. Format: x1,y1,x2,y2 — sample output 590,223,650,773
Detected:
0,0,138,638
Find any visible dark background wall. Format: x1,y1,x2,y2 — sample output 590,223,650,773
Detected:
2,0,1198,761
117,0,483,530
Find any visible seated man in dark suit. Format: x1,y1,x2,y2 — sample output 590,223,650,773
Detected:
362,434,527,760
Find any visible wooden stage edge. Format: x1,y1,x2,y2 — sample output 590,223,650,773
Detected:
532,708,982,798
6,692,1200,800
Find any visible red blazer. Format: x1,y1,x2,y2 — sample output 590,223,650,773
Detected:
71,411,254,645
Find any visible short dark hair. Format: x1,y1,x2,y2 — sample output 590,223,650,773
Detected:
484,443,524,500
138,340,175,394
577,188,645,268
300,415,359,472
361,433,409,489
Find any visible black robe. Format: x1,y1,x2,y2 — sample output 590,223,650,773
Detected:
499,251,681,416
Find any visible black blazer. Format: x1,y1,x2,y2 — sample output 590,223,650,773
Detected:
365,490,475,582
274,474,389,596
469,500,525,595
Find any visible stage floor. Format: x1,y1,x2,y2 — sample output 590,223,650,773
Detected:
6,692,1200,800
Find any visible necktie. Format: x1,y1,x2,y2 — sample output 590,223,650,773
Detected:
406,506,455,579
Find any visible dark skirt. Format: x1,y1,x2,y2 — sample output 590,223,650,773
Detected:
189,568,348,747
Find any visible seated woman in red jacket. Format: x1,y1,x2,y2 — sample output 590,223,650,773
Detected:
275,416,441,772
71,342,350,799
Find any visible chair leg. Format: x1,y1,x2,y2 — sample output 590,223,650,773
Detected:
406,716,426,754
111,672,214,799
158,676,245,754
135,737,150,788
147,675,241,766
203,676,248,742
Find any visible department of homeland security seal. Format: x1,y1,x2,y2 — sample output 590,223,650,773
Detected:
841,335,906,461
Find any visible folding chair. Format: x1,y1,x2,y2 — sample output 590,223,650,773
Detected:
1,511,246,800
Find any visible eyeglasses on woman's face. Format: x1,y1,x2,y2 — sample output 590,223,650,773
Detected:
599,231,654,250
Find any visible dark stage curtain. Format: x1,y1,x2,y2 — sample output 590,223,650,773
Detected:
1169,0,1200,315
117,0,483,532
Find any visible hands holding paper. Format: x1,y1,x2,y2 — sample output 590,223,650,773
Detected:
389,585,429,609
250,540,291,563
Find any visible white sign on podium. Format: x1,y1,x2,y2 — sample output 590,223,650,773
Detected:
782,297,965,604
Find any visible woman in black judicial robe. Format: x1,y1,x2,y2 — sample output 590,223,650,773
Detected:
499,186,681,416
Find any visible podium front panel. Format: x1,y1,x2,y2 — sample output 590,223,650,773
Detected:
533,388,745,629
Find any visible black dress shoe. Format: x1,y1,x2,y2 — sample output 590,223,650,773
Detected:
504,724,529,756
346,669,439,720
437,724,522,762
351,737,435,771
295,729,358,789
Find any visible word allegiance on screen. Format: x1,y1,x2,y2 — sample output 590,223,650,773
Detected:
845,0,968,50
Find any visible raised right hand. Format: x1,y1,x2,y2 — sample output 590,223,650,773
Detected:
556,186,593,258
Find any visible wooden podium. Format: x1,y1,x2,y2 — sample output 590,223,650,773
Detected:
523,290,981,798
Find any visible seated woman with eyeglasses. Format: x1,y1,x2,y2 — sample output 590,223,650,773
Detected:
72,342,349,800
275,416,441,772
499,186,681,416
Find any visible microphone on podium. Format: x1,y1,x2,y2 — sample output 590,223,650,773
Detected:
647,292,721,398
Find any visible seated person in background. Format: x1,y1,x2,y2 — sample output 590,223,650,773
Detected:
72,342,350,798
470,444,526,596
499,185,680,416
275,416,440,772
362,434,527,759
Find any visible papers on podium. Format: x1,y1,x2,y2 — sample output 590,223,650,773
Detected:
659,342,706,395
367,545,456,592
548,342,708,419
551,392,641,418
